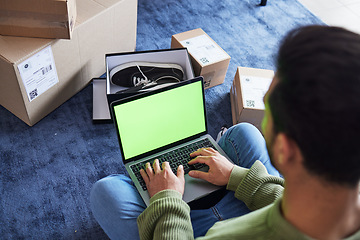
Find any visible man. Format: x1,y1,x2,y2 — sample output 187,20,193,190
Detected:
90,25,360,239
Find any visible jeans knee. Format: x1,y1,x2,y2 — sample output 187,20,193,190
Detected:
90,175,128,205
90,178,107,205
221,123,256,143
229,123,264,142
232,122,259,134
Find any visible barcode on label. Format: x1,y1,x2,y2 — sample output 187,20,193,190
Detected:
204,79,211,88
200,57,209,64
205,45,215,50
29,89,38,100
246,100,255,108
42,65,52,75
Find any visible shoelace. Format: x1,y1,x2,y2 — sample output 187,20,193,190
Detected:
133,64,151,86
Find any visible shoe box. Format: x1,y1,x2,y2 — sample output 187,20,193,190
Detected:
0,0,77,39
230,67,274,131
171,28,230,89
92,48,195,122
0,0,138,126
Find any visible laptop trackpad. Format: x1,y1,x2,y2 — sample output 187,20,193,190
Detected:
183,174,221,203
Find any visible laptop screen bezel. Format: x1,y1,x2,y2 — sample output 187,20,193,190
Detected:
110,77,208,163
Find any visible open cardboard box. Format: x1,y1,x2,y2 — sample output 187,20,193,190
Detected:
92,48,195,122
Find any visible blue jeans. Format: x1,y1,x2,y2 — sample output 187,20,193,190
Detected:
90,123,280,239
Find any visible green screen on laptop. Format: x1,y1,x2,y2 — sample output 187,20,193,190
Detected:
113,79,206,161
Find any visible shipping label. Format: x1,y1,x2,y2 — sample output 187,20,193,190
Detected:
180,34,228,66
18,46,59,102
240,75,272,110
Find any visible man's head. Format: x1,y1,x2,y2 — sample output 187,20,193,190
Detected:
265,25,360,187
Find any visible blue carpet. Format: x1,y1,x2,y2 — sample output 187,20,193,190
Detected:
0,0,323,239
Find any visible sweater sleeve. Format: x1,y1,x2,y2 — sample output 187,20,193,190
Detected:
137,160,284,240
137,189,194,240
226,160,284,211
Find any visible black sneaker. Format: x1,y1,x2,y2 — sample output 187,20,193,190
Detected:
110,61,184,87
216,126,228,143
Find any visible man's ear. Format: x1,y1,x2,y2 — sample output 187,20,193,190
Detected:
273,133,300,169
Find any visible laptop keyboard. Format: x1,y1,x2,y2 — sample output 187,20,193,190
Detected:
130,138,215,190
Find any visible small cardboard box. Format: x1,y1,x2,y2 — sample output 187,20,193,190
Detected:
230,67,274,131
103,48,195,117
0,0,77,39
0,0,137,126
171,28,230,89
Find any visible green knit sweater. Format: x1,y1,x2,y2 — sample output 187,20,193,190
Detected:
136,160,360,240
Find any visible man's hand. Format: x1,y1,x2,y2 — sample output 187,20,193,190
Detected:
140,159,185,198
188,148,234,186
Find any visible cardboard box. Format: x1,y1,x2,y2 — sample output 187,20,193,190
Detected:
101,48,195,121
171,28,230,89
0,0,137,126
0,0,77,39
230,67,274,130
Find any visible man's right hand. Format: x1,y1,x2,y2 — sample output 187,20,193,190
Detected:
140,159,185,198
188,148,234,186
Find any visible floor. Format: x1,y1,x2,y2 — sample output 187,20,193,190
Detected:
297,0,360,34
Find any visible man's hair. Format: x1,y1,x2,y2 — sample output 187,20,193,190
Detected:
269,25,360,187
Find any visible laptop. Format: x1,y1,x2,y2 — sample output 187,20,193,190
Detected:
110,77,233,206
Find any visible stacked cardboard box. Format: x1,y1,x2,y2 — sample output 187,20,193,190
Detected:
0,0,77,39
0,0,138,126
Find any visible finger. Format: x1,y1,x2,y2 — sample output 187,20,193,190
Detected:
199,147,217,155
190,147,206,157
145,162,153,176
162,161,171,171
153,159,161,173
188,155,210,165
140,169,149,184
162,161,176,175
188,170,209,181
190,147,216,157
177,165,184,178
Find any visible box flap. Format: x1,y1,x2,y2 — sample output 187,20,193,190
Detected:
93,78,112,122
92,0,123,8
238,67,274,79
75,0,121,25
0,36,53,64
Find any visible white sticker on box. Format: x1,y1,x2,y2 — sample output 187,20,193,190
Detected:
180,34,228,66
240,75,272,110
18,46,59,102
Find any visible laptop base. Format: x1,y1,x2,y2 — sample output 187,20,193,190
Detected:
188,187,227,210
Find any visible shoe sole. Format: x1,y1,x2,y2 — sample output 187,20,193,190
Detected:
109,61,184,85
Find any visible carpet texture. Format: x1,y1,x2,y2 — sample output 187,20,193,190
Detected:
0,0,323,239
